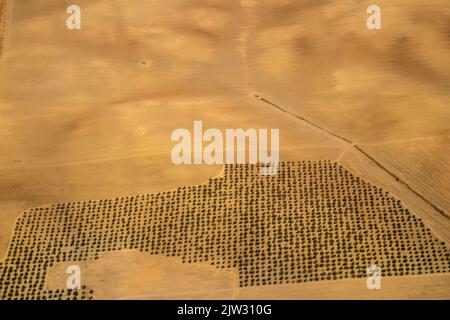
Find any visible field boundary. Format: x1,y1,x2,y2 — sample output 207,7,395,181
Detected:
254,94,450,221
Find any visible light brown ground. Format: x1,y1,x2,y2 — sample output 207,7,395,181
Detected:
47,252,450,300
361,137,450,214
47,251,236,300
0,0,6,57
246,0,450,143
0,0,449,299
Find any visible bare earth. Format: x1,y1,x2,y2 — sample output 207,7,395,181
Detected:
0,0,449,299
0,0,6,57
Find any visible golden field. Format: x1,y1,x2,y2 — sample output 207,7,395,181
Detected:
0,0,449,299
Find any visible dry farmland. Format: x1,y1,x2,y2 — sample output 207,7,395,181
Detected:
0,0,449,299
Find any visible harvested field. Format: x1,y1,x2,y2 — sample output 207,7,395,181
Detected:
246,0,450,143
360,137,450,214
0,0,449,300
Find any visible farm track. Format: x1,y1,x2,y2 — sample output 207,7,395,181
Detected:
254,94,449,221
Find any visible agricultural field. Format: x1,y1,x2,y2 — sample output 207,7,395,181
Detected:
0,0,449,299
